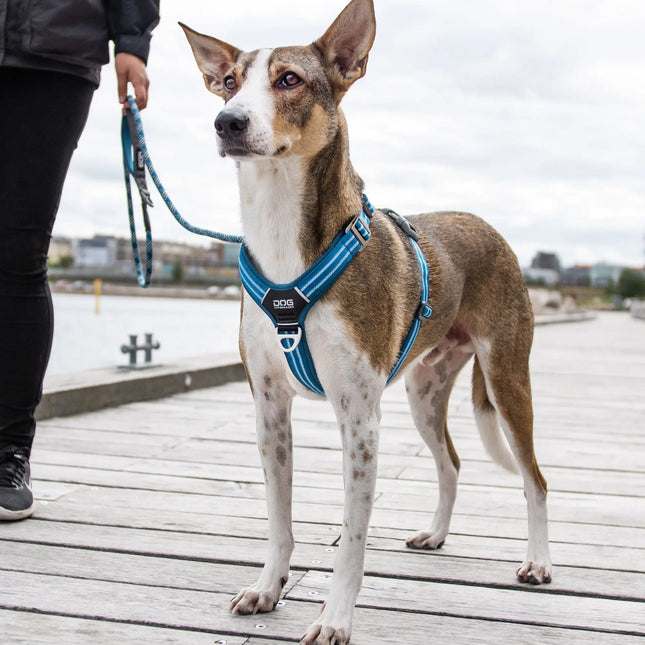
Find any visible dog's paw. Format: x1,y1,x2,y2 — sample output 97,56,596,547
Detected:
405,530,446,550
229,587,281,615
516,561,552,585
301,624,350,645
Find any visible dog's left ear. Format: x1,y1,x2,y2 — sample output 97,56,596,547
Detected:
180,22,242,98
314,0,376,96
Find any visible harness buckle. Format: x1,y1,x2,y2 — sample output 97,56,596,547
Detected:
415,301,433,320
277,326,303,353
382,208,419,241
345,213,370,249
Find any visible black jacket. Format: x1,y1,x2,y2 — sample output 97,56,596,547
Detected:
0,0,160,86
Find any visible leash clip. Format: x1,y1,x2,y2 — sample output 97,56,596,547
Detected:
123,107,154,207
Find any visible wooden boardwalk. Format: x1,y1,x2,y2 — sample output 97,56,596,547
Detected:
1,312,644,644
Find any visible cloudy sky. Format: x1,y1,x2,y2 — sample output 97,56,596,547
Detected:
58,0,645,269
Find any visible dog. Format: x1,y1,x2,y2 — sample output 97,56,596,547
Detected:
182,1,552,642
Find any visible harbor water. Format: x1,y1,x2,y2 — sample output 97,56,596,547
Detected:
47,293,241,375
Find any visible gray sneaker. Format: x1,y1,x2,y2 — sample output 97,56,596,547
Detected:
0,446,35,521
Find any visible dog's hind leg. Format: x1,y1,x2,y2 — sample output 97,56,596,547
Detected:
473,341,552,584
404,345,473,550
230,370,295,615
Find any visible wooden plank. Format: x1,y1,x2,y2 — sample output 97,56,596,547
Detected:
288,570,645,635
35,417,645,474
3,516,644,595
4,534,642,605
0,611,245,645
29,498,338,544
1,571,641,645
27,479,645,573
0,541,306,598
26,496,645,578
31,476,645,548
32,445,645,500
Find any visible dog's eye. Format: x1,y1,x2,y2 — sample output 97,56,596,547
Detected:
276,72,303,89
223,76,237,92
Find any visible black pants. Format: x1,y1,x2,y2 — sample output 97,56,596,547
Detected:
0,68,95,455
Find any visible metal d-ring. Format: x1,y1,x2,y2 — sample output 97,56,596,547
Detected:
278,327,302,353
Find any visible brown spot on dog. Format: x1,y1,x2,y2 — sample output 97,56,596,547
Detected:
276,445,287,467
418,380,433,399
435,361,448,384
431,389,447,411
362,450,373,463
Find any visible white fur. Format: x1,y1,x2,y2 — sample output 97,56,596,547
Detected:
471,338,519,473
220,49,275,158
238,156,307,284
474,404,520,474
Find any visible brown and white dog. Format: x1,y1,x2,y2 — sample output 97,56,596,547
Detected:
182,1,551,642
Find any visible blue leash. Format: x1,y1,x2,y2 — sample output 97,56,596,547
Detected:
121,95,243,287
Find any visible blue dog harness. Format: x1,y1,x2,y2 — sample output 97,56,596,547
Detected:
239,195,433,396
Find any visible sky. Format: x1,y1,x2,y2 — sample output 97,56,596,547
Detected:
58,0,645,269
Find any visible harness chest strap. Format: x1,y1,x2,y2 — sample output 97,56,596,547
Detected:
238,196,433,396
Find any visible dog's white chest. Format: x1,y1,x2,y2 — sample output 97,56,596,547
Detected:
237,156,307,284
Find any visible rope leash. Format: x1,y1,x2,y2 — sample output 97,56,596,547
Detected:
121,95,243,287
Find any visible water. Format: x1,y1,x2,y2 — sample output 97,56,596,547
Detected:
47,293,241,375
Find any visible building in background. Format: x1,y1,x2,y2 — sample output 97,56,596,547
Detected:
589,263,624,288
561,265,591,287
73,236,118,268
50,235,241,285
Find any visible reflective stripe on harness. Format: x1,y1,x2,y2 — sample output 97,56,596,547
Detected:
238,197,433,396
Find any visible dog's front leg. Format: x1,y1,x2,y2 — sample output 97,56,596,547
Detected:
230,373,295,615
302,385,382,645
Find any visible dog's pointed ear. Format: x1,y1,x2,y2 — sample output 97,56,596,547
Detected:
180,23,242,98
314,0,376,96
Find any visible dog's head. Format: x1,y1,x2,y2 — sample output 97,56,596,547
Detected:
181,0,375,161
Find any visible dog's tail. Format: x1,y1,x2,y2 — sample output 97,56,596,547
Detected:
471,356,520,474
473,403,520,474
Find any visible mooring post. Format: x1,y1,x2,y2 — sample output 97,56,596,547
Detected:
120,333,161,369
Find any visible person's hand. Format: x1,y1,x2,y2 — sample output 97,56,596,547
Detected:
115,52,150,109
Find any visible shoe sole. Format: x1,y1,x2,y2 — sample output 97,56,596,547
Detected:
0,501,36,521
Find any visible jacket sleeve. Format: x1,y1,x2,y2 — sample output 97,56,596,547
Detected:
106,0,160,64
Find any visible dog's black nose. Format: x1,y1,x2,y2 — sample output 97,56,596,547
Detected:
214,109,249,138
